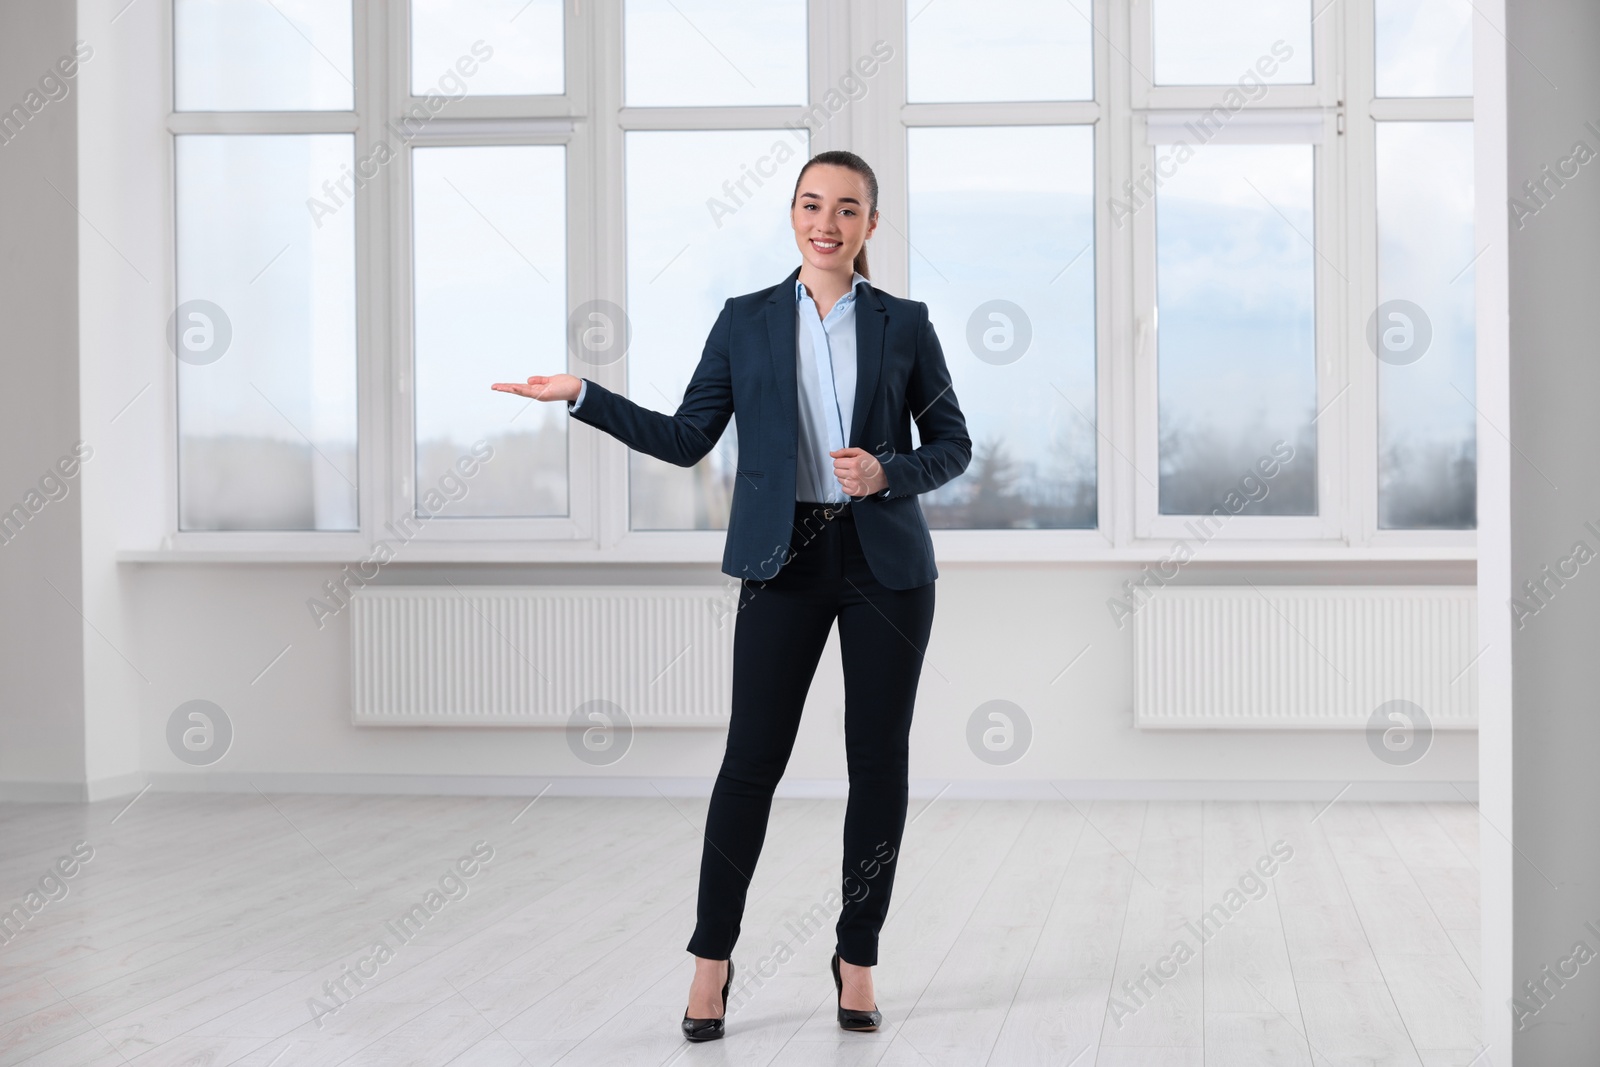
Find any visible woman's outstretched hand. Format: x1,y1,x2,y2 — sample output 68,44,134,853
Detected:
491,374,582,403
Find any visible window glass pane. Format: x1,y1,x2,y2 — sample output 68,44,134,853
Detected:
908,126,1097,529
907,0,1092,102
624,0,806,107
1151,0,1311,86
1375,0,1472,97
411,0,563,97
176,135,357,531
414,146,568,519
625,130,806,530
1155,142,1316,514
174,0,353,111
1376,122,1475,528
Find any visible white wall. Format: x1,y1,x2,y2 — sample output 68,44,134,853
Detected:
73,0,168,800
0,0,87,792
29,0,1481,801
1504,0,1600,1059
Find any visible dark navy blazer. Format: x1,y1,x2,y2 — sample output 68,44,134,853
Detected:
569,266,972,590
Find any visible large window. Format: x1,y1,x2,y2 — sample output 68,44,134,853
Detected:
412,145,569,519
174,0,353,111
1151,0,1312,86
411,0,564,96
906,0,1092,103
908,125,1097,529
1374,122,1475,529
1153,142,1317,516
617,0,811,531
165,0,1476,556
623,0,806,107
174,132,358,532
173,2,359,534
624,129,801,530
1372,0,1476,529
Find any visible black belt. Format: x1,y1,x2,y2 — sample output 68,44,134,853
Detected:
795,500,852,520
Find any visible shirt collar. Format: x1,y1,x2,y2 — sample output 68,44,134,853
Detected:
795,271,870,306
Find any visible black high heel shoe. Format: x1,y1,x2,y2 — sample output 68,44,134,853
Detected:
831,951,882,1032
680,958,733,1042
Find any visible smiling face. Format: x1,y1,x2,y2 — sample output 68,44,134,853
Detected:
790,163,878,277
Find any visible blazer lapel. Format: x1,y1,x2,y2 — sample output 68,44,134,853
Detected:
766,267,801,454
849,283,886,449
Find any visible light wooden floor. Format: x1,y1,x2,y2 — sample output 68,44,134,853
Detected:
0,795,1481,1066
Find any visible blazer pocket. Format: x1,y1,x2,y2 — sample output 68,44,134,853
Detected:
736,469,764,478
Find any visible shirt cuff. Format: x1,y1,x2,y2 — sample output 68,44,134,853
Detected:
567,379,588,412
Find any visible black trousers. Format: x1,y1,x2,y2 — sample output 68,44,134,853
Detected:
685,500,936,967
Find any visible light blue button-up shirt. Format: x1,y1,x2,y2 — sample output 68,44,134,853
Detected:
569,271,879,503
794,271,869,503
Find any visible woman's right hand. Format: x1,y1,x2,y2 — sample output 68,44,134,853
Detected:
491,374,581,403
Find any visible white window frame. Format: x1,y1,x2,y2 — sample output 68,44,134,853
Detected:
155,0,1475,564
1346,0,1474,552
1128,110,1345,543
582,0,839,562
853,0,1116,560
164,0,373,557
384,0,596,547
1129,0,1340,544
1129,0,1338,112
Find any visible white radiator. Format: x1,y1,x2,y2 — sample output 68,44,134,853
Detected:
1133,586,1478,729
350,586,736,726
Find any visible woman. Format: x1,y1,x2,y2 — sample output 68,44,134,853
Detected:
492,150,970,1041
